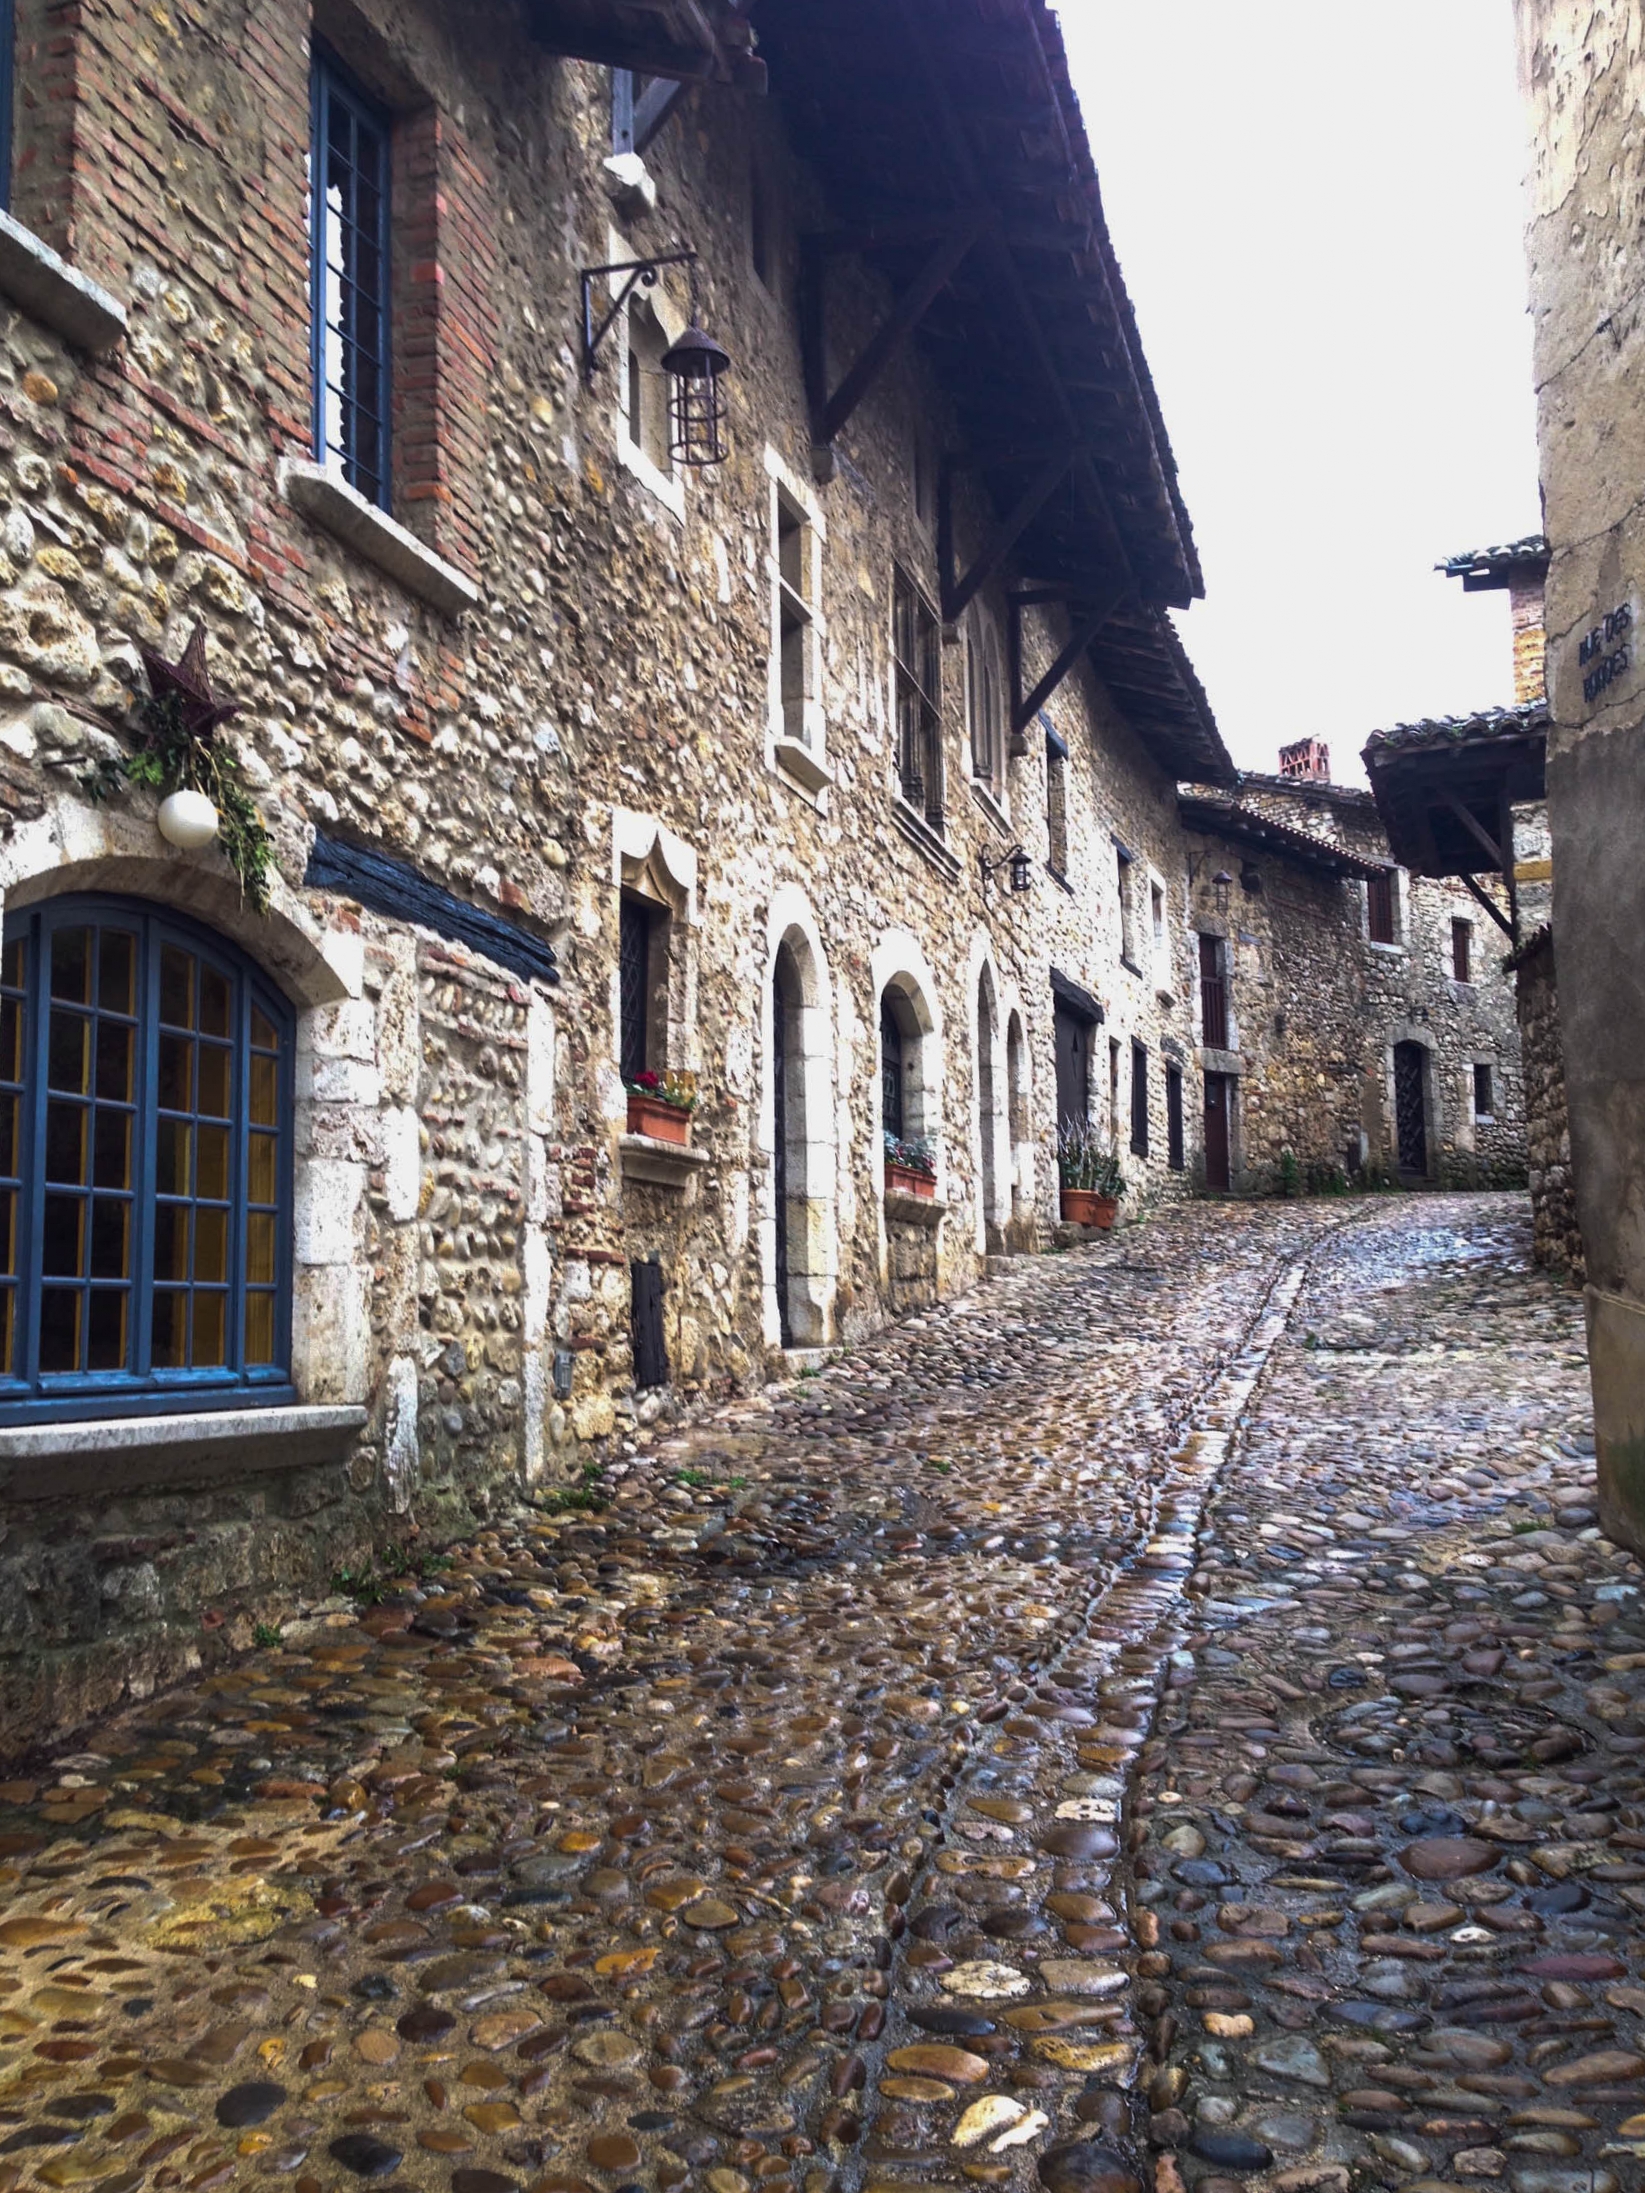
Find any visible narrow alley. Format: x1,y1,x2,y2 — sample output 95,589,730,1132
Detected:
0,1200,1630,2193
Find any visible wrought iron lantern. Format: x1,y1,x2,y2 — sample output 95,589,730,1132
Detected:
980,845,1032,895
660,324,732,468
1212,869,1233,914
578,248,734,468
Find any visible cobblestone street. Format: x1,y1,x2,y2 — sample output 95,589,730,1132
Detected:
1,1197,1629,2193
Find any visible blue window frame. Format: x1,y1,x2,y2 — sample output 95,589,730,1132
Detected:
0,897,297,1425
0,0,15,214
311,48,392,509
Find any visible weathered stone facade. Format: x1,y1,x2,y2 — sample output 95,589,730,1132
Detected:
1511,922,1582,1277
1179,758,1529,1195
0,0,1240,1739
1514,0,1645,1552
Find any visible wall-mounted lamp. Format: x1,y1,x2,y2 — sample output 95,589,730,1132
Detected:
1212,869,1233,914
579,249,734,466
980,845,1033,895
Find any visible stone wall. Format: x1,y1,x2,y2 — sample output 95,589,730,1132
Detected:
1511,926,1582,1278
1182,772,1529,1194
0,0,1218,1739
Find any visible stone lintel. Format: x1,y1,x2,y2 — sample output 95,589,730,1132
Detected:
280,460,482,618
0,1404,369,1503
0,210,127,353
619,1133,711,1188
1201,1047,1246,1076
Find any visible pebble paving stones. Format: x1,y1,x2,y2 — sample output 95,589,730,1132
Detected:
0,1196,1621,2193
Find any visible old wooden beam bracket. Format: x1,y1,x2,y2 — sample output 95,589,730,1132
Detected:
801,219,983,470
1461,870,1516,941
941,449,1072,625
1443,792,1507,873
1009,582,1127,738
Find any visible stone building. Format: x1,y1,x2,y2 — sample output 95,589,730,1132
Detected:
0,0,1238,1735
1511,0,1645,1555
1177,736,1529,1197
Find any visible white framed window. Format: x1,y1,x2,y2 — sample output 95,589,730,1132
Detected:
764,446,829,795
610,228,686,520
967,613,1006,811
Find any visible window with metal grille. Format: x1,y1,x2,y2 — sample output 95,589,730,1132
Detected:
1452,917,1472,982
0,0,14,213
0,896,295,1424
1045,729,1069,877
1130,1040,1149,1157
1199,934,1228,1049
1473,1061,1494,1118
880,997,905,1141
312,50,392,509
618,893,656,1086
1166,1061,1185,1171
893,567,942,826
1367,868,1396,944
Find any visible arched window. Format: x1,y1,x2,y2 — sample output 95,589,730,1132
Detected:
0,896,296,1423
880,995,906,1140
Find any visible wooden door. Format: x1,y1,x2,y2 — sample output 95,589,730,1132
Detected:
773,954,794,1346
1204,1071,1231,1191
1053,999,1091,1125
1394,1041,1428,1176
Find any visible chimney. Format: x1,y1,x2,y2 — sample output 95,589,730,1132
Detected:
1508,567,1546,705
1278,737,1330,782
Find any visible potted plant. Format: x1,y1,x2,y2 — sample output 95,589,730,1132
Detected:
626,1068,698,1145
1058,1117,1124,1229
884,1131,937,1199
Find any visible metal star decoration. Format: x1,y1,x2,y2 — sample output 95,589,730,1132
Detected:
136,622,243,742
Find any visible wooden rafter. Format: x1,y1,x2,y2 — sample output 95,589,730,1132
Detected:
1443,793,1506,872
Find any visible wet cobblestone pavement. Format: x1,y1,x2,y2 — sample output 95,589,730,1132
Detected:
0,1196,1621,2193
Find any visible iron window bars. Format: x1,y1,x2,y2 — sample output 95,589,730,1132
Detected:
311,48,392,509
0,897,296,1424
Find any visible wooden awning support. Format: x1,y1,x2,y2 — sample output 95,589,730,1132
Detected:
1444,794,1506,872
940,450,1071,625
1461,872,1516,941
1008,582,1127,740
801,221,983,464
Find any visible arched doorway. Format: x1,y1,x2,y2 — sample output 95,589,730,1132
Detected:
975,966,1008,1254
767,913,835,1351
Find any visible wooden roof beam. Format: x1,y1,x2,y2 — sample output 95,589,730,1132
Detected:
1010,582,1127,736
940,449,1072,624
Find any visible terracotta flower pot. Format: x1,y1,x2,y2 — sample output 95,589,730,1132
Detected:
1061,1188,1118,1230
886,1161,936,1199
627,1092,691,1145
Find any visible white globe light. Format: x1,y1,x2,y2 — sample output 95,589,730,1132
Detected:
157,788,220,850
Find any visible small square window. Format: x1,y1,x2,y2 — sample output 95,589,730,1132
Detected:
1452,918,1472,983
1473,1062,1494,1118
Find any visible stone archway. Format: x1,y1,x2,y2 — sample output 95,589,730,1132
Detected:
764,893,835,1351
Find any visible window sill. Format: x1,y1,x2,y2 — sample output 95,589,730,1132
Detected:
1045,864,1075,896
0,208,126,353
1120,956,1145,979
970,781,1011,837
1367,938,1405,956
617,431,686,521
0,1402,368,1503
884,1187,947,1229
771,736,832,797
891,800,962,884
279,460,481,618
620,1133,711,1189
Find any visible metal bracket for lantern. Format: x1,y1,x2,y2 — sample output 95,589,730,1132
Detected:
980,845,1033,895
579,248,733,466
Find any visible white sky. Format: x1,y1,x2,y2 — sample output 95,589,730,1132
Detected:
1058,0,1542,782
